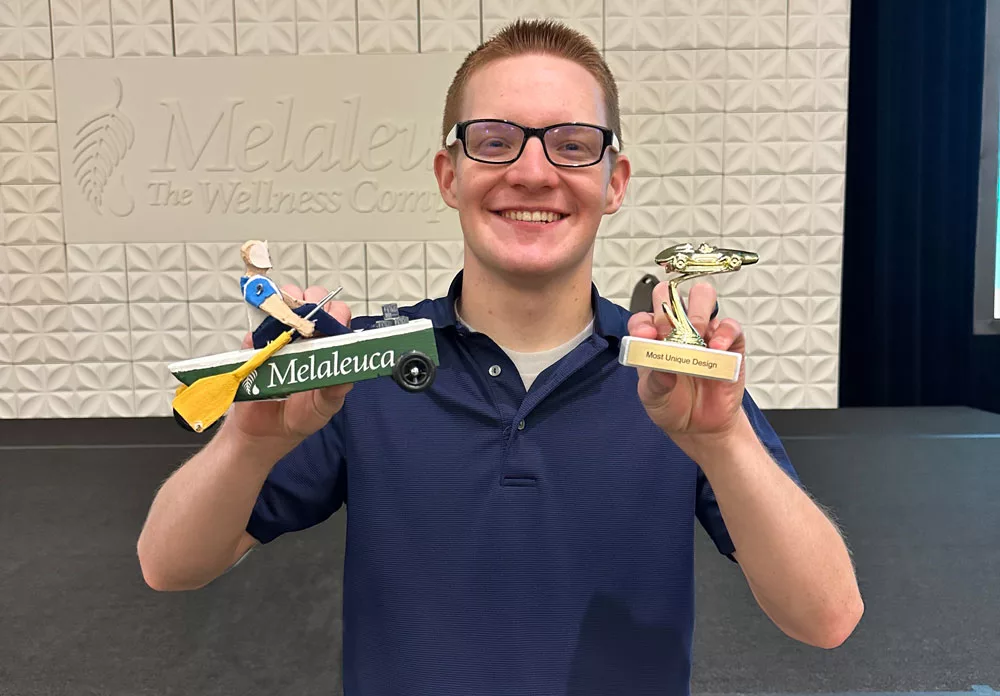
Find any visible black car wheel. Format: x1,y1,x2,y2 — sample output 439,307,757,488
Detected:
392,350,436,392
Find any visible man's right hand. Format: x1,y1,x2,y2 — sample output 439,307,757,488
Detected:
224,285,354,447
139,286,353,591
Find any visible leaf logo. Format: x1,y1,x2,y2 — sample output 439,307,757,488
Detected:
72,77,135,217
242,370,260,396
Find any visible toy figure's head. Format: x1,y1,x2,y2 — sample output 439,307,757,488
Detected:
241,240,273,273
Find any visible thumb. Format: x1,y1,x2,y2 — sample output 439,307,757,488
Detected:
638,367,676,404
312,382,353,415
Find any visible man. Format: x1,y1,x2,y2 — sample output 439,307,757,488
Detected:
137,19,863,696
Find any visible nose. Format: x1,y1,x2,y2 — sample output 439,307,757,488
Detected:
503,135,559,190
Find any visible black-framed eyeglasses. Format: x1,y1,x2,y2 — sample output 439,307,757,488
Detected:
445,119,622,168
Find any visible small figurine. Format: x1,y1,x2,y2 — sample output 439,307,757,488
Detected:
239,239,353,349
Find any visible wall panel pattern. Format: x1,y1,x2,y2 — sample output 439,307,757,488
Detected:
0,0,851,417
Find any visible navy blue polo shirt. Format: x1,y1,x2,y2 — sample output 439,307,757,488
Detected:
246,271,799,696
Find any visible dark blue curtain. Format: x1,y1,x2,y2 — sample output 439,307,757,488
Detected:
840,0,1000,413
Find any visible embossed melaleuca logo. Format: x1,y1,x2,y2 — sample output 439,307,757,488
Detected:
72,77,135,217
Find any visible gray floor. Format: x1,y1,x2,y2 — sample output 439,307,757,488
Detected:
699,691,1000,696
1,406,998,695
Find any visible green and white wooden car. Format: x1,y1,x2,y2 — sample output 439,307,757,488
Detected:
167,303,439,406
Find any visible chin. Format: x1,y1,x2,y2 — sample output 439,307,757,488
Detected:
463,210,596,280
480,246,591,284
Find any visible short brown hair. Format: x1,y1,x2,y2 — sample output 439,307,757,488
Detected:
441,18,622,151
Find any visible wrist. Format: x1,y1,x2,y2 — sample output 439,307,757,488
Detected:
671,411,757,474
215,417,300,473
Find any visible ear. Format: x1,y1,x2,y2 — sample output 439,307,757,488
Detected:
433,148,460,211
603,153,631,215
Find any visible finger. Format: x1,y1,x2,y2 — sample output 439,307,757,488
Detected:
303,285,329,305
281,284,305,301
649,282,675,336
637,366,677,405
627,311,659,340
685,282,717,337
705,317,721,339
303,286,353,327
328,301,352,327
241,332,253,349
706,318,744,352
313,382,354,413
303,286,340,316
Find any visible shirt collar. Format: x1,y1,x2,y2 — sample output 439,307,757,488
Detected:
411,270,629,341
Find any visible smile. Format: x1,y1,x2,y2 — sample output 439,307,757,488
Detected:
494,210,567,223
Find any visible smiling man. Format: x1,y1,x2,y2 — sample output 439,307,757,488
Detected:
137,18,863,696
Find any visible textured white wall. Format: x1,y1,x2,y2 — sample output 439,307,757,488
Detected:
0,0,851,418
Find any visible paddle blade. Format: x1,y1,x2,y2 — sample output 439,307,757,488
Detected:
171,371,243,433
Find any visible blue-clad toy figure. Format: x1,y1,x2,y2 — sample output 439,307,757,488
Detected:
239,239,352,349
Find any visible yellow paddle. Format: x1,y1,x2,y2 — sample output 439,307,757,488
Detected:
172,287,343,433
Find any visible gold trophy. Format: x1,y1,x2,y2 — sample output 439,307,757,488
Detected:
619,242,758,382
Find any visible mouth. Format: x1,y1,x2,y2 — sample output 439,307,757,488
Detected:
491,209,569,226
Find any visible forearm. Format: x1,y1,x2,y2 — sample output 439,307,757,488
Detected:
136,422,292,591
260,294,305,327
675,413,863,648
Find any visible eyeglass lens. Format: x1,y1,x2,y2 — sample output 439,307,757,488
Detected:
464,121,605,165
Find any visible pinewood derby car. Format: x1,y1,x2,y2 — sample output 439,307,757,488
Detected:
166,303,438,433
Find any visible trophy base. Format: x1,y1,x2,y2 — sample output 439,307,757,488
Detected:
618,335,742,382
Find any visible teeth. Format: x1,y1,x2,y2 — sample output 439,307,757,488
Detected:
500,210,564,222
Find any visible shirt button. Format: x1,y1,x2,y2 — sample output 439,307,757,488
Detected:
489,365,501,376
517,420,525,430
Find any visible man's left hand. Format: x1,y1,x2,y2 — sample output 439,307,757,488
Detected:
627,280,746,439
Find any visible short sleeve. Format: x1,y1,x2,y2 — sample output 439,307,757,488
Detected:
245,412,348,544
243,276,279,309
695,390,801,562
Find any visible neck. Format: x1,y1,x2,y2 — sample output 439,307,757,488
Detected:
457,259,595,352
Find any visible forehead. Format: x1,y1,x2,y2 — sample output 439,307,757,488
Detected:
461,54,607,127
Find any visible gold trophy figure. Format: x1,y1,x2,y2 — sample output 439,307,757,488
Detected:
619,242,759,382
